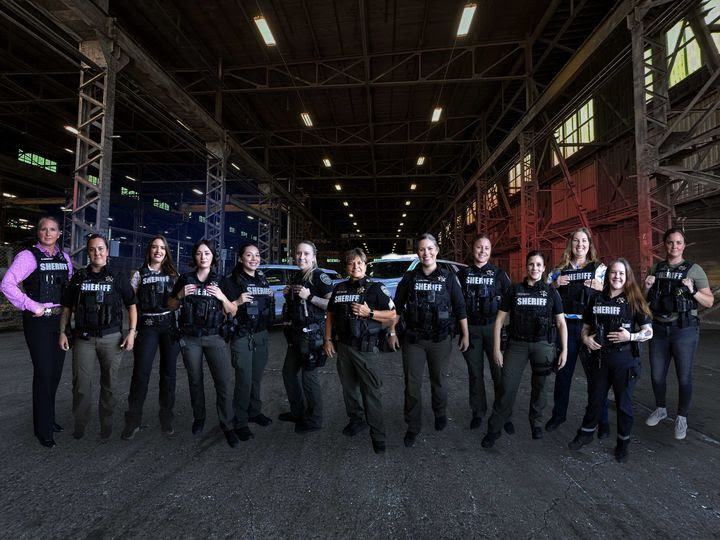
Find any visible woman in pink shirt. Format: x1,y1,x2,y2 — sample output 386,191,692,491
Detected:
1,216,72,448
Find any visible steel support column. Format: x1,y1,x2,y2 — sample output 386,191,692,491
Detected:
257,183,282,264
519,132,538,264
69,39,125,264
205,141,228,272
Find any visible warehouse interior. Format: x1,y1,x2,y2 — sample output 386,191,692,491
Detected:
1,0,720,537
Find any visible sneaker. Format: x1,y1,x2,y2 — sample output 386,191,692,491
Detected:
503,421,515,435
342,420,368,437
568,430,594,451
249,414,273,427
481,431,501,448
645,407,667,427
434,416,448,431
470,416,482,430
121,424,140,441
597,422,610,440
674,415,687,440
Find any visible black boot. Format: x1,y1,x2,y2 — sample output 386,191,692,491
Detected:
615,438,630,463
568,429,594,451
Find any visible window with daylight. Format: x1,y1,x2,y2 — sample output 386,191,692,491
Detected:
486,183,499,211
465,199,477,225
229,226,235,233
153,198,170,211
121,186,139,199
198,215,206,223
88,174,98,185
667,3,720,87
508,153,532,195
552,99,594,166
241,231,248,237
18,150,57,172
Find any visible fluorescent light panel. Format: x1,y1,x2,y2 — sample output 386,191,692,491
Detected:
253,16,277,46
64,125,78,134
334,184,342,191
323,158,332,168
405,200,411,206
231,162,240,171
431,107,442,123
416,156,425,166
192,188,203,195
125,175,136,181
457,3,478,37
301,112,313,127
410,183,417,190
343,201,349,207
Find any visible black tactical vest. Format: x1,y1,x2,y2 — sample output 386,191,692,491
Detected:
591,293,639,356
405,267,454,340
74,267,124,335
648,260,697,316
179,272,226,336
331,278,384,348
461,263,504,325
233,270,274,336
284,269,327,328
557,261,599,316
509,281,556,343
137,266,174,314
23,247,69,305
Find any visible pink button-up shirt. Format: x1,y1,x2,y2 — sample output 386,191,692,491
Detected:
1,243,73,313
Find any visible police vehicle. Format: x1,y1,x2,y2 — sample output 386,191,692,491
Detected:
366,254,467,299
258,264,341,323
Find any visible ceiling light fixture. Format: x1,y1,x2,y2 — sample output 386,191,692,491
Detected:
253,16,277,46
431,107,443,123
231,162,240,171
416,156,425,166
192,188,203,195
64,148,74,154
405,200,411,206
343,201,349,207
457,3,478,37
410,183,417,190
176,119,192,131
301,112,313,127
323,158,332,168
248,215,255,220
64,125,79,134
348,213,354,217
125,175,136,182
334,184,342,191
402,213,407,217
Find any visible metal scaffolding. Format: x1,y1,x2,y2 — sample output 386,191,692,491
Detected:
257,183,283,264
630,0,720,275
519,132,538,264
69,39,125,264
205,141,227,272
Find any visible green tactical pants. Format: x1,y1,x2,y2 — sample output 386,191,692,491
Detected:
488,339,555,434
230,330,269,428
336,341,385,443
462,323,503,418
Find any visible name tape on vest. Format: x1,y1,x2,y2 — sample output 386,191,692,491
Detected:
81,282,112,292
414,282,443,292
335,294,361,304
516,297,548,306
593,305,621,315
466,276,494,285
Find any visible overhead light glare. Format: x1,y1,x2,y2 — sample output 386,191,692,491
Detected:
192,188,204,195
431,107,443,123
64,125,79,134
301,112,313,127
111,134,121,139
64,148,74,154
416,156,425,166
248,215,255,220
353,222,358,226
334,184,342,191
343,201,349,207
402,213,407,217
405,200,411,206
2,192,17,198
356,229,360,233
253,16,277,46
323,158,332,168
410,183,417,190
457,3,478,37
125,175,136,182
231,162,240,171
348,213,354,217
400,222,404,226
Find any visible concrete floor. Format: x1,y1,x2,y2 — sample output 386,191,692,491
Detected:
1,327,718,539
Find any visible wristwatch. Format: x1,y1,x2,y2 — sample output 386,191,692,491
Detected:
369,309,375,319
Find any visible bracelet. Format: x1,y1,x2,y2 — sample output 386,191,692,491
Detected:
389,331,396,337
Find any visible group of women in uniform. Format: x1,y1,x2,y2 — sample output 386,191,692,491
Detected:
1,216,713,461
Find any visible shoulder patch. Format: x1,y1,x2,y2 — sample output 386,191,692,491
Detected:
257,269,264,276
380,284,391,297
319,272,332,285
